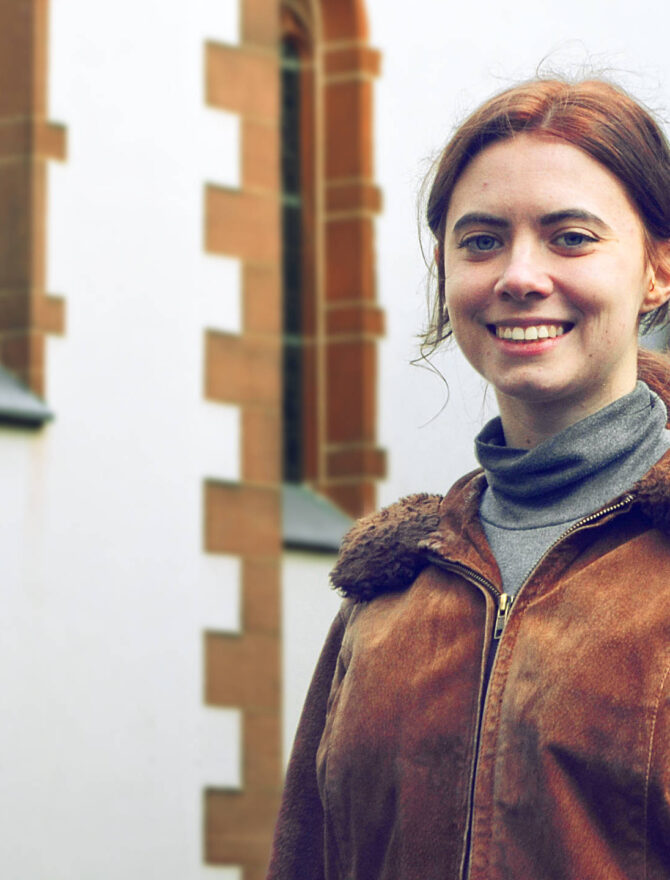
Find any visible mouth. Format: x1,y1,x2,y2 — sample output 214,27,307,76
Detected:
488,322,573,342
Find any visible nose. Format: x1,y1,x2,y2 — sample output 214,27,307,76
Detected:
493,242,553,302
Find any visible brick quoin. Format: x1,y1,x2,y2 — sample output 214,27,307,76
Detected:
201,1,384,876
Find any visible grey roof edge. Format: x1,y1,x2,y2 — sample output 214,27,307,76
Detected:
0,365,53,427
282,483,353,554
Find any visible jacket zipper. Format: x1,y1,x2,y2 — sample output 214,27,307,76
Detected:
425,491,634,879
493,591,512,639
500,492,634,624
424,555,505,880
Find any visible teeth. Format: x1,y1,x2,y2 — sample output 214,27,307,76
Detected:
495,324,567,341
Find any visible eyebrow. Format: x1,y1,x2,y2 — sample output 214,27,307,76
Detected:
450,208,613,235
538,209,612,232
451,212,509,233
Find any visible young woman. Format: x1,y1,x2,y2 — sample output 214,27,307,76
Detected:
267,78,670,880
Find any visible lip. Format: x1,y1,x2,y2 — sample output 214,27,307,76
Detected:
486,319,574,329
486,318,575,333
492,335,564,355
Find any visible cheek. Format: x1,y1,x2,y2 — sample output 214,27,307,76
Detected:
443,295,478,345
444,269,489,315
561,268,644,321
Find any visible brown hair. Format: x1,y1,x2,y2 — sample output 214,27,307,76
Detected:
424,78,670,350
638,348,670,417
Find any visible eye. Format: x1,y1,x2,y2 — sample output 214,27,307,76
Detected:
458,233,502,253
553,230,598,249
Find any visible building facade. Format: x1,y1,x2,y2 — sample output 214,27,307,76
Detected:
0,0,382,877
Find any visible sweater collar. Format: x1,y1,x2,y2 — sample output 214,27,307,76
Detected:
475,382,669,521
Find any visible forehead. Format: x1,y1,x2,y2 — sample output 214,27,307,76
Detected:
446,133,641,232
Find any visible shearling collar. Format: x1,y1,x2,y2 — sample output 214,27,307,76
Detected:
331,445,670,603
330,491,444,602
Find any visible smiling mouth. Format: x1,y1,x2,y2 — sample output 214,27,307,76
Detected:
488,323,573,341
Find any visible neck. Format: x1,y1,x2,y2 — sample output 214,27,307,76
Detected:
497,379,639,449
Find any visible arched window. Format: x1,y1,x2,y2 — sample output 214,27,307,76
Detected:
280,0,385,518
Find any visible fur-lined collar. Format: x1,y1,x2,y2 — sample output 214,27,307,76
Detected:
330,492,444,602
331,451,670,602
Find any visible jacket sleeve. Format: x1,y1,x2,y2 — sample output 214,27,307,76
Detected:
266,601,353,880
648,654,670,880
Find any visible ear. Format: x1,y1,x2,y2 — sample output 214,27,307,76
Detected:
641,242,670,314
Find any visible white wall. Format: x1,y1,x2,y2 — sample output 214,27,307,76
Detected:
0,1,242,878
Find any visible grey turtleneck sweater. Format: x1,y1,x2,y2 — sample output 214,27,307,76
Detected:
475,381,670,597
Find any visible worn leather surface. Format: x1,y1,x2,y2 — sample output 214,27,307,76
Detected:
267,357,670,880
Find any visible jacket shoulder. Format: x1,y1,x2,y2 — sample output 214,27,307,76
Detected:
330,469,486,601
330,492,443,601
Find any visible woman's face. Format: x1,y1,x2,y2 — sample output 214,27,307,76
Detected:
443,133,669,436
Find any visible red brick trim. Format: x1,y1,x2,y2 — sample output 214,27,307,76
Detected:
320,0,371,42
202,2,283,873
275,4,385,515
206,42,279,122
201,1,384,872
0,0,67,396
206,186,280,263
205,481,281,557
324,44,381,77
205,331,281,407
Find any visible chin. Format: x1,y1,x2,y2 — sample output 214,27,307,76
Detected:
499,387,567,406
491,373,570,404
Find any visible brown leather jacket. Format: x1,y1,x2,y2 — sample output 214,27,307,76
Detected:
267,381,670,880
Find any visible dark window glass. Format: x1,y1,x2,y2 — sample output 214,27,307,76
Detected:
281,39,303,482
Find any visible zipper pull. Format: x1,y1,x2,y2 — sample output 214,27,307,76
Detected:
493,592,512,640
